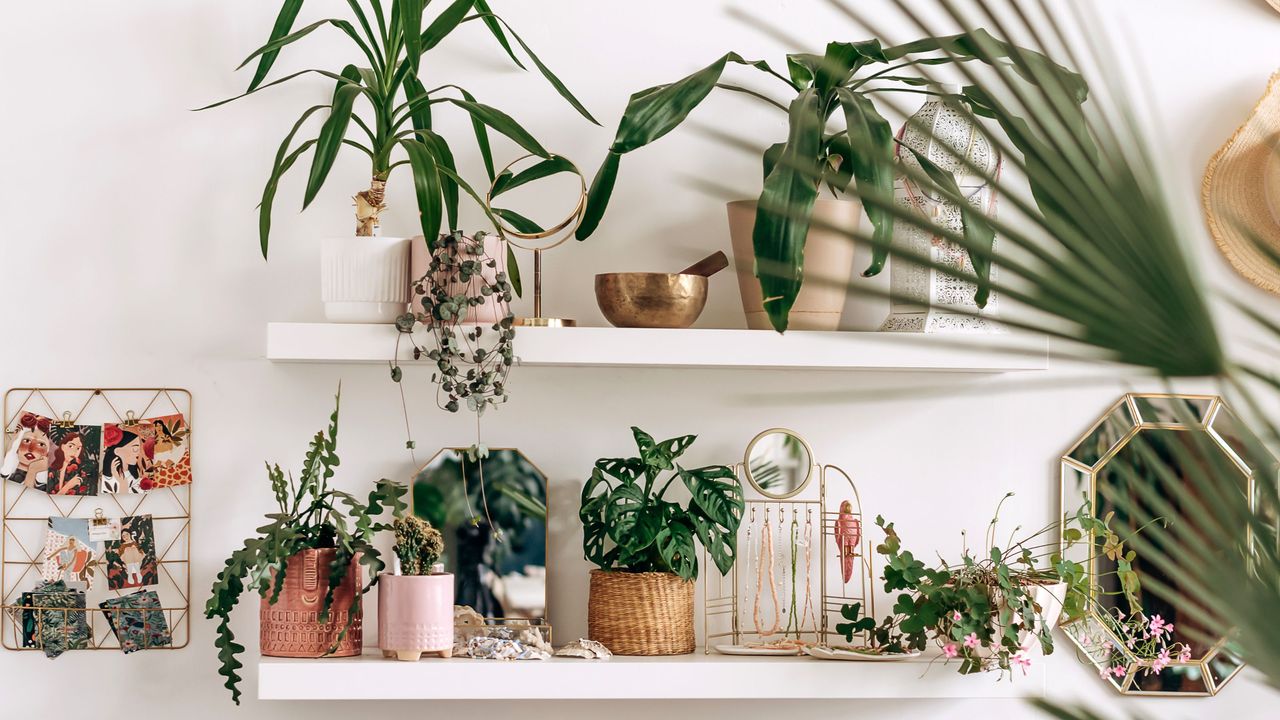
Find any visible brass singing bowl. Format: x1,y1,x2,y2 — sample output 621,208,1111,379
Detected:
594,273,709,329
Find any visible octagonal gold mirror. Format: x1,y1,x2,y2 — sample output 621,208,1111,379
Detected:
1059,393,1274,696
412,448,548,622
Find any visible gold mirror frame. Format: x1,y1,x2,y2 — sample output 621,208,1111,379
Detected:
742,428,816,500
1059,393,1270,696
411,447,549,625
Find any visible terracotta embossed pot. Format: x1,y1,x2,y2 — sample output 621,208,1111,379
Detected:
377,572,455,661
260,548,363,658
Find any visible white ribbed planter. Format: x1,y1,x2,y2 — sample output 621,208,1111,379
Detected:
320,236,411,323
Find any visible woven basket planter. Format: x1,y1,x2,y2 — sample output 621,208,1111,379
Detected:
587,569,694,655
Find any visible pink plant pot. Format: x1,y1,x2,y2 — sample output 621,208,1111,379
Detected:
377,573,455,661
408,234,509,324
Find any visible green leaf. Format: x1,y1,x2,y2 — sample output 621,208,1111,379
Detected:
753,89,825,332
903,145,996,307
400,0,426,72
442,98,548,157
493,208,544,235
236,18,333,73
420,0,471,53
302,65,363,210
414,129,459,231
506,242,523,297
471,0,525,68
655,517,698,580
490,155,576,198
259,104,326,258
834,89,895,277
248,0,305,92
576,151,621,240
480,13,598,125
400,138,444,240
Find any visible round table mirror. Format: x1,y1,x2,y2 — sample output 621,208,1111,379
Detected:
744,429,814,499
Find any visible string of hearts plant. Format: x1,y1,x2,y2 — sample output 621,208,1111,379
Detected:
205,390,406,704
580,427,745,580
393,230,516,417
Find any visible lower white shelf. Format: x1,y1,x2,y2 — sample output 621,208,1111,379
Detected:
258,649,1046,700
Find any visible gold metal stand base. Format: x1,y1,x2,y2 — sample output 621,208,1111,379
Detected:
515,317,577,328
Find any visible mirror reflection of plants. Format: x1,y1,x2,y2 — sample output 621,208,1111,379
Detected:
580,427,744,580
202,0,596,257
204,391,405,704
576,30,1085,332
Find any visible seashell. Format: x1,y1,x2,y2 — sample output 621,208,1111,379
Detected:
554,638,612,659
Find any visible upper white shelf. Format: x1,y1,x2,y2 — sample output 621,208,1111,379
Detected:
258,650,1045,700
266,323,1047,373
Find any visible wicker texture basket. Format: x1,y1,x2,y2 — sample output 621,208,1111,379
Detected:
587,570,695,655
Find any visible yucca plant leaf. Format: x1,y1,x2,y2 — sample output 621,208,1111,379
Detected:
506,242,523,297
399,0,426,72
490,155,576,198
470,12,598,125
414,128,459,230
399,137,443,240
753,88,824,332
492,208,543,235
420,0,471,53
302,65,364,209
577,152,621,240
248,0,305,92
236,18,334,71
442,98,548,157
258,104,326,258
471,0,525,69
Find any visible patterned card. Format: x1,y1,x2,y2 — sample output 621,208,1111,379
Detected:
144,413,190,490
41,517,104,590
23,580,89,658
46,424,101,496
101,590,171,652
99,421,154,494
1,412,52,492
104,515,157,590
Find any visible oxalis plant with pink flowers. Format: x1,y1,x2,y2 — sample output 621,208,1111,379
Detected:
838,494,1127,677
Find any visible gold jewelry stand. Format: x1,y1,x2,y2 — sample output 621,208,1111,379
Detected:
485,154,587,328
1,388,192,651
704,429,874,654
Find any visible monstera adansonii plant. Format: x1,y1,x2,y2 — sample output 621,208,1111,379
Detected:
580,427,744,581
202,0,596,258
575,30,1087,332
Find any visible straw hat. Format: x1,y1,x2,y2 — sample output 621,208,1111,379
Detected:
1203,72,1280,294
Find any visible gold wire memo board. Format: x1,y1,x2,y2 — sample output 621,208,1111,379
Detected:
704,462,874,653
1,388,192,651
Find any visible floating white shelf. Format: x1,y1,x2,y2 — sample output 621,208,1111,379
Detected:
266,323,1047,373
258,650,1045,700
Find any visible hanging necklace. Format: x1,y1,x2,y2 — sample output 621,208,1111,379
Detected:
783,511,800,637
754,507,779,638
799,508,818,640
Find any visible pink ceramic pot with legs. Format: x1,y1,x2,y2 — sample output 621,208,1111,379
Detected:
377,572,455,661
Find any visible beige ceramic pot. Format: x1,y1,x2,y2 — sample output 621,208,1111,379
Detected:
726,198,861,330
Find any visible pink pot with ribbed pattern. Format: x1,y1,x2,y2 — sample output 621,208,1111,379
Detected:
377,573,454,661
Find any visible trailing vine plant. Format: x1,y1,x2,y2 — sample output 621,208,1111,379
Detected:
204,390,406,704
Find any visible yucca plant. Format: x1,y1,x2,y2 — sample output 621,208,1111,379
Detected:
575,30,1086,332
202,0,596,257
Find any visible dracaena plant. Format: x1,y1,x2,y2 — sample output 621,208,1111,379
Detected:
580,427,744,581
575,30,1086,332
205,390,406,704
202,0,596,258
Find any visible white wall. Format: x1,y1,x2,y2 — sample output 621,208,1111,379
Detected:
2,0,1279,717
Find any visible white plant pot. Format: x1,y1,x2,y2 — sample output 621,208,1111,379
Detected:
320,236,411,323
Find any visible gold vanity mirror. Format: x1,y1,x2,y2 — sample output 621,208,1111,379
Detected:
1060,394,1274,696
412,448,548,622
744,428,815,499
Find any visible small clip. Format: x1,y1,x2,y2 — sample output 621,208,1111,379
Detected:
55,411,75,428
123,410,139,426
90,508,109,527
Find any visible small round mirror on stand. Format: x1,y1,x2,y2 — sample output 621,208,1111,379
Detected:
743,428,814,499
